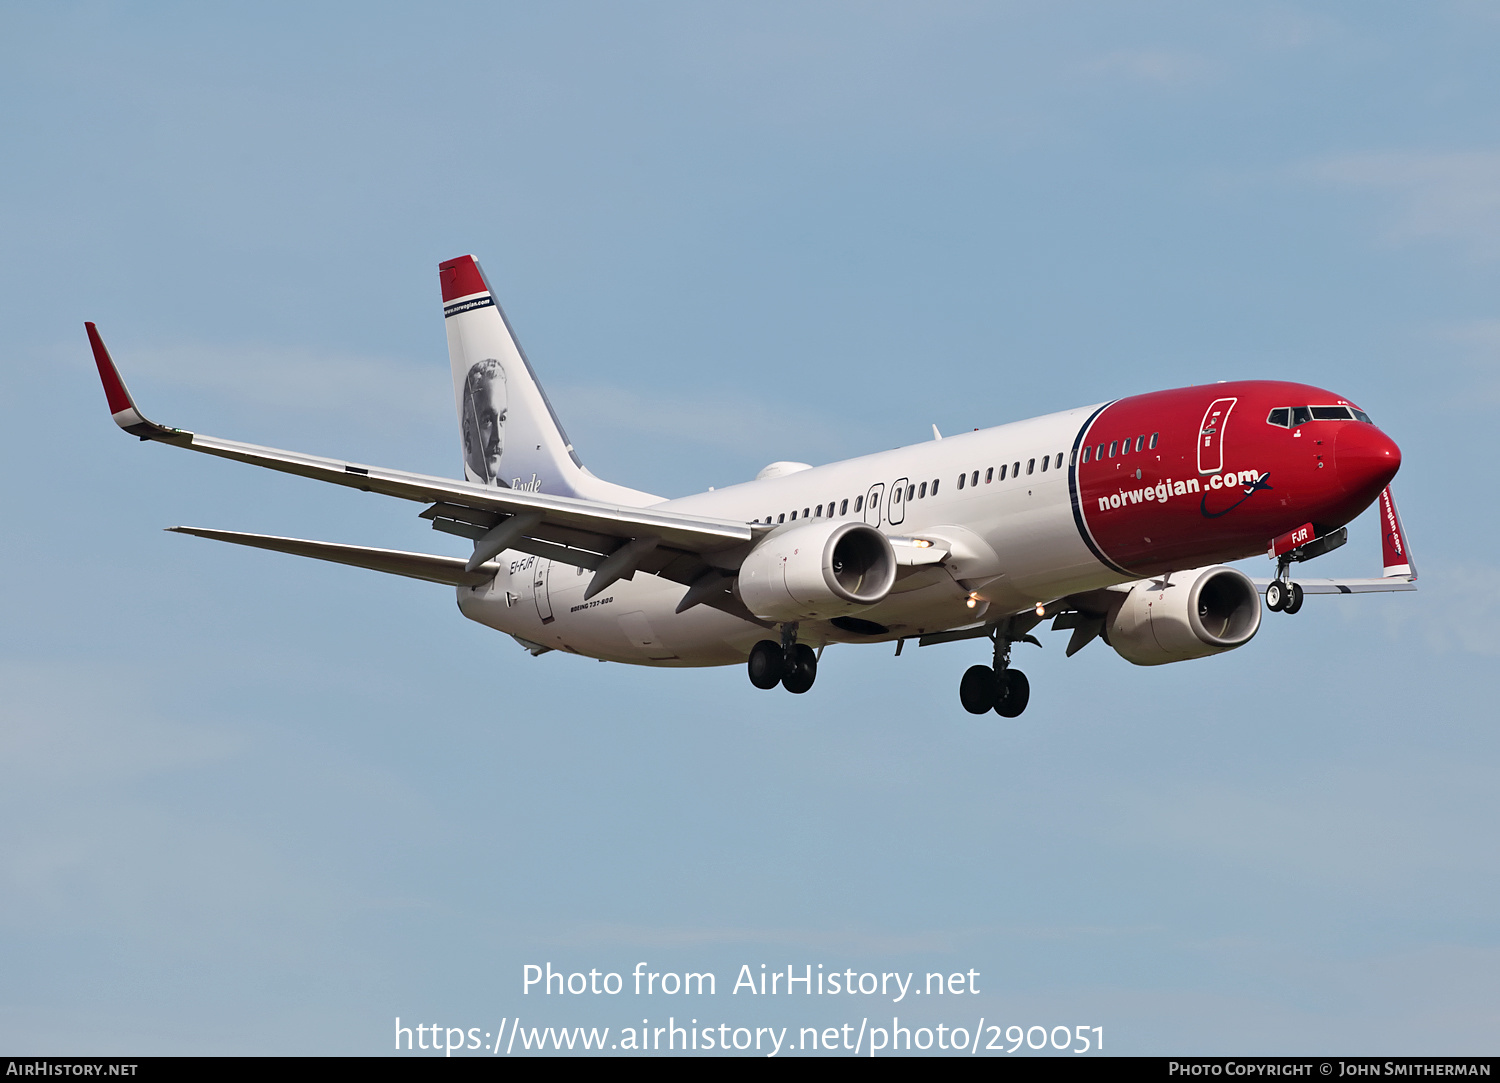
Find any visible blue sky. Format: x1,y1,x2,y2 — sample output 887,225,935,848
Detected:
2,2,1497,1055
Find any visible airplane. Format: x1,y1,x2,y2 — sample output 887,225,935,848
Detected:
87,254,1416,717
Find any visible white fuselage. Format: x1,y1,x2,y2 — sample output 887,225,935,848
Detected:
457,403,1127,666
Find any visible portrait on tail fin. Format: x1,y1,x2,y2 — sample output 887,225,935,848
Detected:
462,358,508,487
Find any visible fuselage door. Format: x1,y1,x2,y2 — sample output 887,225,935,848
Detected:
1197,397,1237,475
887,477,909,526
533,558,554,624
864,482,885,527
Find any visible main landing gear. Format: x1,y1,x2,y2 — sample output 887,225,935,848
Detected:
1265,553,1304,615
747,624,818,694
958,628,1032,718
1265,578,1304,614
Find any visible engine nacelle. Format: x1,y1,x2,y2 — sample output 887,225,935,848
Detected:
1106,565,1261,666
738,520,897,622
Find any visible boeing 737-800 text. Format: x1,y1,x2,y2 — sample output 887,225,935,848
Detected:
88,255,1415,716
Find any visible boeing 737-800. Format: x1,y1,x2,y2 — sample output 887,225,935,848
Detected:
88,255,1415,716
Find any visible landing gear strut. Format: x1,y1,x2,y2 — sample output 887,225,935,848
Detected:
1266,556,1305,615
958,627,1032,718
747,624,818,694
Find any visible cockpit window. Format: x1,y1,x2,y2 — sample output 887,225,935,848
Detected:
1270,405,1371,427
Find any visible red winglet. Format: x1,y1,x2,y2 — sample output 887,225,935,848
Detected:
438,255,488,303
1378,486,1416,579
87,321,136,416
85,323,185,441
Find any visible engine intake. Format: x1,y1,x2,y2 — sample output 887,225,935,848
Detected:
1106,565,1261,666
738,520,897,622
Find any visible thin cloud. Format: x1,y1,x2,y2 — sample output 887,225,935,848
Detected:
1300,150,1500,260
1072,49,1215,87
125,342,451,427
552,383,861,464
1382,559,1500,657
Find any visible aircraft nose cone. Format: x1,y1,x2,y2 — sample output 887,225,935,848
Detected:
1335,422,1401,498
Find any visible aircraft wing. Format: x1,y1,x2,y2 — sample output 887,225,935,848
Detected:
1247,577,1416,594
90,324,767,614
167,527,501,587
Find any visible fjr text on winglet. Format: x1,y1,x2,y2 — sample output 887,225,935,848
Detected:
88,255,1416,716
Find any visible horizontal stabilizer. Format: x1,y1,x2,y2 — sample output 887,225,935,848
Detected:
168,527,498,587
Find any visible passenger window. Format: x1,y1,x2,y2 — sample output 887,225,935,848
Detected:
1012,462,1019,477
1055,452,1063,469
804,508,810,518
932,479,940,495
1026,458,1035,475
1135,436,1144,452
893,489,901,504
999,464,1008,480
790,510,797,520
971,470,979,486
854,496,863,512
1108,441,1117,457
985,467,993,483
1040,456,1049,472
1291,407,1312,425
904,485,913,501
840,499,848,514
1149,432,1159,449
957,474,965,490
1095,444,1104,460
919,481,927,498
778,513,785,523
815,505,822,517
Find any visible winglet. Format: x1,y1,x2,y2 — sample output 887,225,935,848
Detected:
1378,485,1416,580
86,323,190,441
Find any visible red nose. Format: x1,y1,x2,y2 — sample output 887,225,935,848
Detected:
1335,422,1401,499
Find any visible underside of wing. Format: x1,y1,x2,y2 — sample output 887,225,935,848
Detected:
167,527,500,586
1247,576,1417,594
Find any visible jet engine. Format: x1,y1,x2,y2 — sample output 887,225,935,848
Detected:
738,520,897,622
1105,565,1261,666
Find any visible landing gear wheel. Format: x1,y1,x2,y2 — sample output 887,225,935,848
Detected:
781,644,818,694
993,669,1030,718
959,665,999,714
1265,580,1286,612
1283,582,1305,615
747,640,785,689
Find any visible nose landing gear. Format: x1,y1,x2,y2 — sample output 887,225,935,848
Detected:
747,624,819,694
958,625,1034,718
